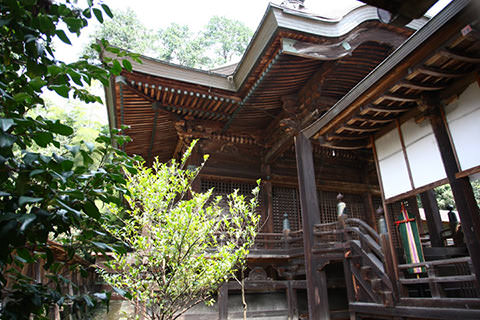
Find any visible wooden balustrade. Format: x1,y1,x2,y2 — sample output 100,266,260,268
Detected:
398,256,479,300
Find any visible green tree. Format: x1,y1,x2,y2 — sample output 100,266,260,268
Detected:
0,1,141,318
99,142,260,320
87,11,253,69
158,23,209,68
84,8,159,59
434,181,480,210
201,16,252,66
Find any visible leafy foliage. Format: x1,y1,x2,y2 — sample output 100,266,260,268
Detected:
434,180,480,210
86,10,253,69
201,16,253,66
0,0,141,318
83,8,159,60
99,142,260,320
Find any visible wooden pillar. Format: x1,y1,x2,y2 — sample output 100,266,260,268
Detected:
295,133,329,320
262,164,274,234
408,196,424,235
420,190,444,247
218,284,228,320
429,106,480,284
362,167,377,231
287,281,298,320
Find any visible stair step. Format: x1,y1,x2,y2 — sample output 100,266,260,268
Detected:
371,278,382,291
381,290,394,307
360,266,372,280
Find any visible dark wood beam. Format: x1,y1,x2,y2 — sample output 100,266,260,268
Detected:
429,105,480,285
416,66,468,78
282,28,406,61
264,109,319,164
352,115,396,124
340,124,381,133
420,190,444,247
295,133,329,320
381,93,418,103
361,104,411,114
440,49,480,64
317,138,370,150
398,80,445,91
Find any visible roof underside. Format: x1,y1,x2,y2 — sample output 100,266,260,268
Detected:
303,0,480,150
107,4,418,162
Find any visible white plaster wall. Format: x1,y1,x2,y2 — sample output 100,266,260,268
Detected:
445,82,480,172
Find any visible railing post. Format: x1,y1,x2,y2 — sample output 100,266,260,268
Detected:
378,209,400,301
337,193,347,242
283,213,291,250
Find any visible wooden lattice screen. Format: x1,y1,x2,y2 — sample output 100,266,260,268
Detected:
387,202,403,251
272,186,302,233
317,191,367,223
200,178,263,219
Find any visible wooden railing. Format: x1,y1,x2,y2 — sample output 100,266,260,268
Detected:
398,256,479,300
251,230,303,251
313,216,397,306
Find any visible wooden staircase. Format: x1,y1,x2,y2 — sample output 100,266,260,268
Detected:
312,215,480,319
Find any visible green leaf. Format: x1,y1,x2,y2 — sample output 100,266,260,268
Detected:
0,119,14,132
122,59,132,72
29,77,47,91
19,215,37,233
93,8,103,23
55,30,72,45
13,92,31,102
33,131,53,147
50,85,69,98
92,241,114,252
84,201,100,220
30,169,45,177
0,134,15,148
0,18,11,27
16,248,34,263
110,60,122,75
83,8,92,18
19,196,44,207
64,17,84,33
101,4,113,18
65,145,80,155
61,159,74,171
48,120,74,136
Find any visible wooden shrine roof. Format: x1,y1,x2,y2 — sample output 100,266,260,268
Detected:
104,4,423,163
303,0,480,150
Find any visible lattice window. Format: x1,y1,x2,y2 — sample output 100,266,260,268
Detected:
317,191,367,223
272,186,302,233
387,202,402,250
200,179,263,218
